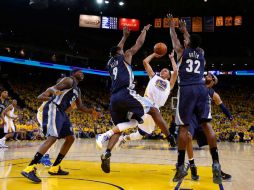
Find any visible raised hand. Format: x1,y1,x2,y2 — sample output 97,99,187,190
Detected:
168,49,175,59
143,24,152,32
123,25,130,37
179,19,187,33
167,13,174,27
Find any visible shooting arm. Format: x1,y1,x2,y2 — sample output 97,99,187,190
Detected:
143,53,156,78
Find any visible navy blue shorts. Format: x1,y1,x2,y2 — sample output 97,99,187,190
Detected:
42,102,73,138
110,88,152,125
175,84,212,126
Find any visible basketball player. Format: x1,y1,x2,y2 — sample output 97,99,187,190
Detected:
21,69,97,183
184,73,232,181
0,100,18,148
168,13,222,184
96,25,176,173
116,50,177,147
0,91,9,145
38,77,65,167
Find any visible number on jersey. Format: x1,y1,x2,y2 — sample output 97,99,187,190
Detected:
186,59,201,74
113,67,118,80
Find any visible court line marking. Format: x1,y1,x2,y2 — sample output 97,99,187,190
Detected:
219,183,224,190
0,176,125,190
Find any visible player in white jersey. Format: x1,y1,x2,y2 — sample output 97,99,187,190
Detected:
117,50,178,146
0,100,18,148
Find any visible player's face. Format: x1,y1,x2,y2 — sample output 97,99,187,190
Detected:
75,70,84,81
1,91,8,99
160,68,170,79
205,74,214,87
12,100,17,106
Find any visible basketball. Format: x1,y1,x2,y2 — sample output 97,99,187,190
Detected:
154,42,167,56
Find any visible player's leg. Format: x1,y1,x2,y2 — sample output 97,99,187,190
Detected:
116,128,145,149
186,133,199,181
21,102,58,183
100,110,126,173
148,107,176,147
48,112,74,175
37,109,53,166
173,86,196,182
0,120,15,148
100,89,150,173
197,85,222,184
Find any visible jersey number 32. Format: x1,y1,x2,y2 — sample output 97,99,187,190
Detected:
186,59,201,74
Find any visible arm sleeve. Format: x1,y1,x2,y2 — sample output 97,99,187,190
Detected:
219,103,233,120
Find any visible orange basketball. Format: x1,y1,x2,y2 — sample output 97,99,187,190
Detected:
154,42,167,56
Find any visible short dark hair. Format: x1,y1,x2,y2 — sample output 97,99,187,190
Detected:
110,46,121,57
70,68,82,76
189,34,202,49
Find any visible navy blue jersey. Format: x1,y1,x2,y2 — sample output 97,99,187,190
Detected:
52,77,80,111
178,48,205,86
208,88,215,99
0,99,8,115
107,55,134,93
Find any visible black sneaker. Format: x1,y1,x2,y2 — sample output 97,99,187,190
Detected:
190,164,200,181
21,165,41,183
212,162,222,184
48,165,69,175
167,134,176,148
173,164,188,182
221,170,232,181
101,151,111,173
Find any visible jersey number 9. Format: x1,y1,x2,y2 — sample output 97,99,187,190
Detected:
113,67,118,80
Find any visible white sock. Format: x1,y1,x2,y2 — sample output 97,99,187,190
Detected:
117,119,138,132
105,130,114,138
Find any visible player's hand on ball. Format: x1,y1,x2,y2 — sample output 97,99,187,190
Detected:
123,25,130,37
153,53,163,58
143,24,151,32
168,50,175,59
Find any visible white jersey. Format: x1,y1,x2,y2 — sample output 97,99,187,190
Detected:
4,107,16,133
144,75,171,109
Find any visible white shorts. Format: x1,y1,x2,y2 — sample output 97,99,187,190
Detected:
138,114,155,134
4,119,16,133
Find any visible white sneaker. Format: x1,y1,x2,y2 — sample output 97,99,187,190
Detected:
115,135,126,150
96,134,109,149
0,141,8,148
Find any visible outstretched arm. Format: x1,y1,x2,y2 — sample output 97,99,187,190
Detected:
168,50,178,90
143,53,162,78
213,92,233,121
124,24,151,64
37,77,73,101
117,26,130,50
179,19,190,45
167,14,183,59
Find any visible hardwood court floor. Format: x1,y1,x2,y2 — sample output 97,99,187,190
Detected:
0,139,253,190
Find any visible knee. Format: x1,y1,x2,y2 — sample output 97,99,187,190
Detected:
65,135,75,144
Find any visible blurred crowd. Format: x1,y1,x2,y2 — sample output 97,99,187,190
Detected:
1,76,254,144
